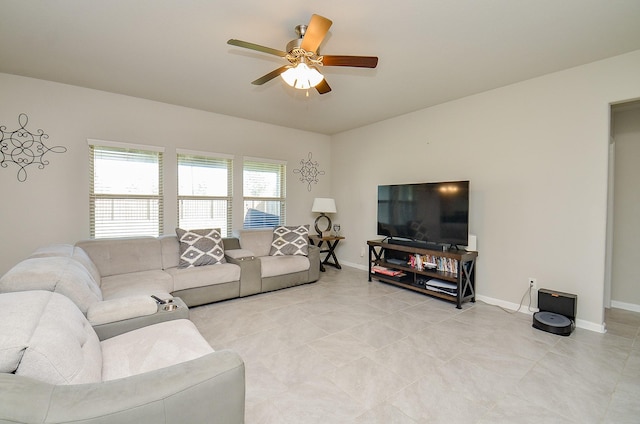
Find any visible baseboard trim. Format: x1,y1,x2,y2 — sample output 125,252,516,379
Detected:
611,300,640,313
340,260,367,271
352,266,607,333
575,319,606,333
475,294,537,316
476,295,606,333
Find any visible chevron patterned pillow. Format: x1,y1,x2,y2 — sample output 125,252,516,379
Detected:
176,228,226,268
269,225,309,256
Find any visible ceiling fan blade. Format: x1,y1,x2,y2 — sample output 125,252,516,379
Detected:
227,39,287,57
315,79,332,95
300,14,332,53
251,66,289,85
322,55,379,68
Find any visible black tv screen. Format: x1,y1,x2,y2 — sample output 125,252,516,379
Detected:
377,181,469,246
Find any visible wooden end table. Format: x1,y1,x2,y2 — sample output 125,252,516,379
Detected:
309,235,345,272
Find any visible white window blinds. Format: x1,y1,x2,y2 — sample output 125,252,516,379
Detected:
243,158,286,228
177,151,233,236
89,142,163,238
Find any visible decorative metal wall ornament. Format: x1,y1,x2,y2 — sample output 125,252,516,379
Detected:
293,152,325,191
0,113,66,182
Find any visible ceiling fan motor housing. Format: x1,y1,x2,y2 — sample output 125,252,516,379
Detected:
286,37,305,54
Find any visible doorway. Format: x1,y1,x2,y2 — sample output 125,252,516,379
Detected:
606,99,640,315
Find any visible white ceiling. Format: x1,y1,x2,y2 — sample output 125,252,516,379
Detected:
2,0,640,135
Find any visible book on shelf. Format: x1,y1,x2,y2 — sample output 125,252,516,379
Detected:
371,266,406,277
435,257,458,275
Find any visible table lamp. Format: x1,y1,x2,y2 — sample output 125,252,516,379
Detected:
312,198,337,236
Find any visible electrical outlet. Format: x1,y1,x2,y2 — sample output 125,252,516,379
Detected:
528,278,537,290
360,247,365,257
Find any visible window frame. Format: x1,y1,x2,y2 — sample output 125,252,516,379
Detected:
242,157,286,229
88,139,164,239
176,149,233,236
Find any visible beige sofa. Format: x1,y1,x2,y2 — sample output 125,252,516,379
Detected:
226,228,321,294
0,228,320,338
0,290,245,424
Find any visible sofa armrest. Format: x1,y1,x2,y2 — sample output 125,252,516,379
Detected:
225,248,255,260
222,237,241,250
307,245,321,282
0,350,245,424
225,252,262,297
86,295,158,326
89,297,190,341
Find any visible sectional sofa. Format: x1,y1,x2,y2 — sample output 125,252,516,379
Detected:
0,226,320,338
0,226,320,423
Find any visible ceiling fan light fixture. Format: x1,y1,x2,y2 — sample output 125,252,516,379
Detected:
280,62,324,90
229,14,377,95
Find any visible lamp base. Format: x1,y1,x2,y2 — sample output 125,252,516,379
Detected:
314,213,332,236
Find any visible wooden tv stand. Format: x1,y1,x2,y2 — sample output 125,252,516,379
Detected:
367,239,477,309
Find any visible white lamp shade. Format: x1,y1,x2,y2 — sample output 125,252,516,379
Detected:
312,198,337,214
281,63,324,90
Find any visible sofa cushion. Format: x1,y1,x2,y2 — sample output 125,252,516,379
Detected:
176,228,226,268
165,263,241,291
259,255,310,278
0,291,102,385
101,319,214,381
100,270,173,300
72,247,103,284
235,228,274,258
29,243,75,258
0,291,39,373
159,235,181,269
29,244,103,285
0,257,102,313
269,225,309,256
76,237,163,277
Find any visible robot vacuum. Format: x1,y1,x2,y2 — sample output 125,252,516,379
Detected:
532,289,576,336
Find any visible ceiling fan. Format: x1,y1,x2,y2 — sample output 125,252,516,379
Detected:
227,14,378,95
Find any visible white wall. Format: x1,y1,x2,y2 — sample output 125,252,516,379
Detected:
611,107,640,310
3,50,640,330
0,73,331,275
331,50,640,331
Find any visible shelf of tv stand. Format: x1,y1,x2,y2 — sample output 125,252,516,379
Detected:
372,272,458,303
367,239,478,309
374,260,457,282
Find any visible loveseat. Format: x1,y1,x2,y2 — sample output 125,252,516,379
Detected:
0,290,245,424
0,226,320,338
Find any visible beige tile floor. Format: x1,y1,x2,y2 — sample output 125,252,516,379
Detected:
190,266,640,424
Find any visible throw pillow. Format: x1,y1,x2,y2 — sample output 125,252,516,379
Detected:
176,228,226,268
269,225,309,256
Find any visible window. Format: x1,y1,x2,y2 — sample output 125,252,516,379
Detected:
177,150,233,236
89,141,163,238
243,158,286,228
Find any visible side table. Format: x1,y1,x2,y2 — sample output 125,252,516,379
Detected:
309,235,345,272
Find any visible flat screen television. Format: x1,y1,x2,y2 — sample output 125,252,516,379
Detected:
377,180,469,247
